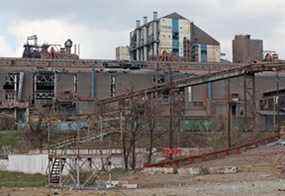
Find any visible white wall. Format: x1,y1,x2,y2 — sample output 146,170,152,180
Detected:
159,18,172,54
7,154,48,174
179,19,191,57
207,45,221,63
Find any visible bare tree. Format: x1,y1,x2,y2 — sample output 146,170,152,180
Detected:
23,107,50,151
121,98,144,170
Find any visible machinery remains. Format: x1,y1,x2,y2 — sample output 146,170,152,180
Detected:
22,35,79,60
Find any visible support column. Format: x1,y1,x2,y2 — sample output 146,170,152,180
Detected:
207,82,212,115
144,47,148,61
276,70,280,133
243,74,248,131
168,63,175,158
91,66,96,98
136,29,140,61
243,73,256,131
74,73,78,95
54,71,57,99
226,79,231,148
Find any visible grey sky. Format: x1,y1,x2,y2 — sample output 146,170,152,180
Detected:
0,0,284,60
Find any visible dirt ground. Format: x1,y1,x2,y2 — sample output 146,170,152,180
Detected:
1,144,285,196
1,171,285,196
189,145,285,170
1,177,285,196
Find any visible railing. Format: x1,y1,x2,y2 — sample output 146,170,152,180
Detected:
144,133,280,168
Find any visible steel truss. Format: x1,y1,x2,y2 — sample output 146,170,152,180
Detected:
47,62,285,188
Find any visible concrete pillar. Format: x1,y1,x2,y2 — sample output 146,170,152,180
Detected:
144,47,147,61
140,49,144,61
143,26,148,61
153,21,159,57
136,49,140,61
136,29,140,60
153,21,158,40
154,43,158,57
54,72,57,98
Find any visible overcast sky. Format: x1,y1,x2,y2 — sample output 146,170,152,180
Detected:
0,0,284,60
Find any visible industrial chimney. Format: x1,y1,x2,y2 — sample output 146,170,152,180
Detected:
136,20,141,28
153,11,158,20
143,16,148,25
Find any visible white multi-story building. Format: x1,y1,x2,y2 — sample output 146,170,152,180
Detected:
115,46,130,61
130,12,220,63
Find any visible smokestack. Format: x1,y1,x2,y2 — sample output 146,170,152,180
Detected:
78,44,80,57
153,11,158,20
143,16,148,25
136,20,141,28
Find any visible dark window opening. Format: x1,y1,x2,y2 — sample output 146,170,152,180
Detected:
231,104,237,116
34,72,55,101
3,73,19,101
110,75,117,97
172,32,179,40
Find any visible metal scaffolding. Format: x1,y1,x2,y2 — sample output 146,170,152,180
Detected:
46,61,285,189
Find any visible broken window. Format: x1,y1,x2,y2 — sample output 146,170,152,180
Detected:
152,75,165,84
34,71,55,102
2,73,20,101
172,32,179,40
110,75,116,97
231,104,237,116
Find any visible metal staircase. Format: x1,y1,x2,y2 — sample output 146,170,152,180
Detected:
48,130,120,187
49,158,65,186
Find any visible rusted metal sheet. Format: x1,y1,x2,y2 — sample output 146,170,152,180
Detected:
144,134,280,168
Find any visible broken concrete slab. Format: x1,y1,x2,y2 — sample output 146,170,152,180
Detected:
208,166,238,174
143,167,175,175
121,183,138,189
177,167,203,176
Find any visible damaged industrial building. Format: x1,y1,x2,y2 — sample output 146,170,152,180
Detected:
0,55,284,132
1,10,285,190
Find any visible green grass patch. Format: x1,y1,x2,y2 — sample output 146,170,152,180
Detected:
0,130,21,147
108,168,132,180
0,170,47,187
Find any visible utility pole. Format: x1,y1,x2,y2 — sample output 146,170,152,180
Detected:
168,60,175,159
169,69,174,152
243,74,248,131
276,70,280,133
227,79,232,148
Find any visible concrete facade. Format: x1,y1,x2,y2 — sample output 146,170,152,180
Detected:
1,66,284,132
0,57,284,132
130,12,220,63
187,73,285,131
232,35,263,63
115,46,130,61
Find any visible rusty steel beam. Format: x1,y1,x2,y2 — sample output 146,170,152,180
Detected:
96,63,285,105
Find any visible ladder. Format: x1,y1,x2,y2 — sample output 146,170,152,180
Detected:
49,158,65,185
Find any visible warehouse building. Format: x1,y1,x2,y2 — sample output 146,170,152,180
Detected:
129,12,220,63
232,34,263,63
0,57,284,132
115,46,130,61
